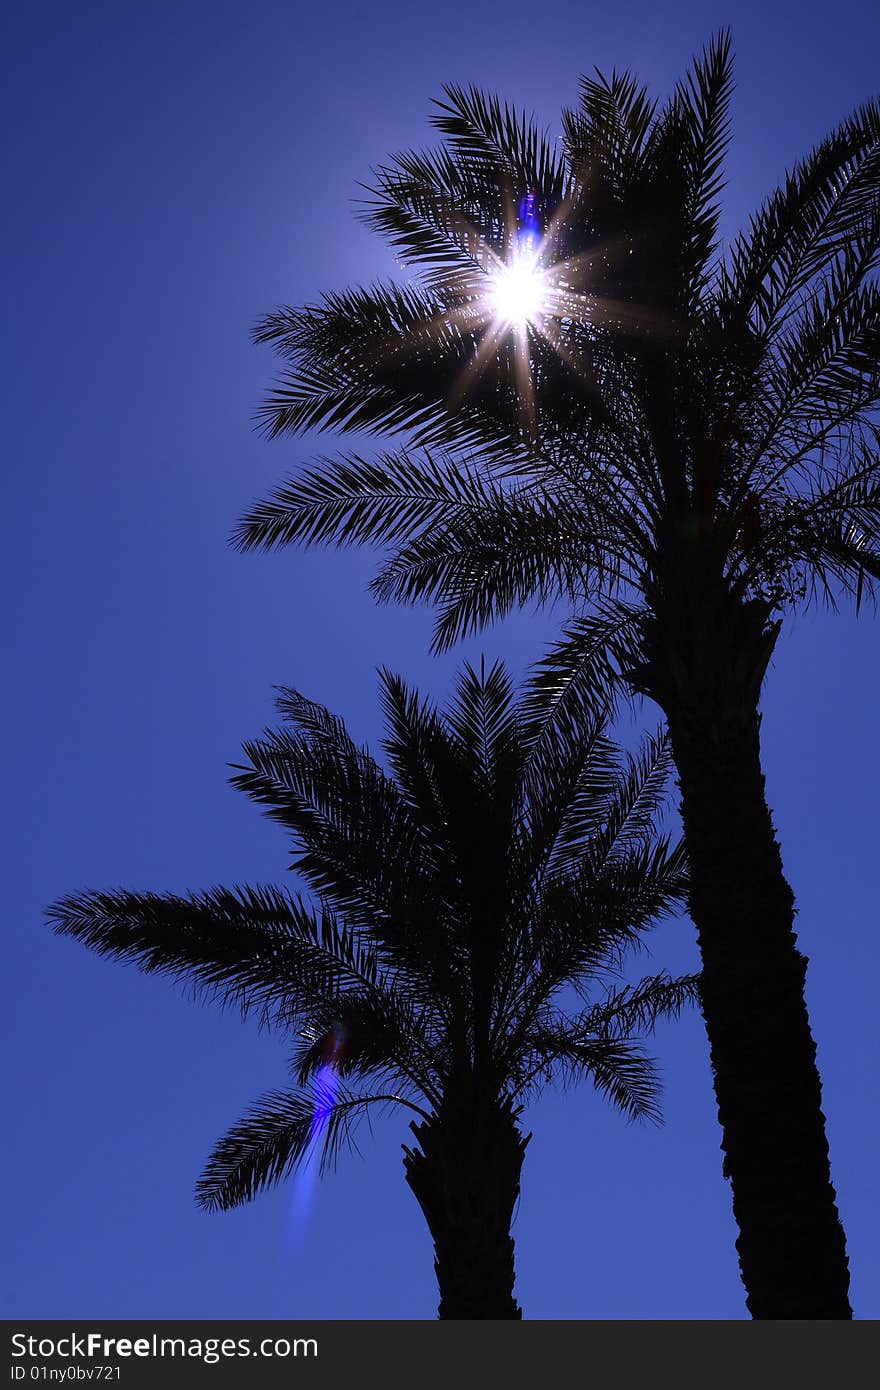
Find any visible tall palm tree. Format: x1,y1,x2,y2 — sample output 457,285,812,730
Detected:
49,664,695,1318
232,34,879,1316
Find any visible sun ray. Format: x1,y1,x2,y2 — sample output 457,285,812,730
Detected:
347,185,677,447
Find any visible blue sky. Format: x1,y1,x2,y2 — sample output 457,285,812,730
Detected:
3,0,878,1318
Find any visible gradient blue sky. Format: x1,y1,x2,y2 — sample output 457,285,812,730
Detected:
3,0,878,1319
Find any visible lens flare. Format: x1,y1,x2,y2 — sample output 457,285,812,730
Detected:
287,1028,345,1242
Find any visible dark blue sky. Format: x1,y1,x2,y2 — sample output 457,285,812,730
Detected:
4,0,878,1319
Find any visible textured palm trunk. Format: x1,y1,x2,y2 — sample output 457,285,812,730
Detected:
640,586,851,1318
403,1096,529,1319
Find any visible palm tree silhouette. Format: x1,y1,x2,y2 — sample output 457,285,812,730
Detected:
49,664,695,1318
232,34,878,1316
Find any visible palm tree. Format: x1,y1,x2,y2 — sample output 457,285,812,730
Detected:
49,664,696,1318
232,34,880,1316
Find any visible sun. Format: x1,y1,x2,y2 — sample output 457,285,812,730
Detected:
488,244,549,330
439,202,597,430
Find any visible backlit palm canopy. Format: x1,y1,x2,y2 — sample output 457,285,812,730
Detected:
237,32,879,670
50,664,694,1317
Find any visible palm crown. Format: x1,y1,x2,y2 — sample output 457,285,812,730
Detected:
50,663,694,1310
235,31,879,680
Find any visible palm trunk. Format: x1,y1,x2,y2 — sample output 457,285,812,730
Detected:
403,1096,529,1319
640,588,851,1318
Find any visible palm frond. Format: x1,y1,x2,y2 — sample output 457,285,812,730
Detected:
196,1085,424,1211
581,971,701,1039
523,716,621,883
376,669,459,844
370,484,615,653
589,727,676,866
753,242,880,465
359,83,570,291
251,283,512,452
564,68,658,201
47,886,377,1024
716,97,880,343
737,451,880,608
430,83,569,200
232,449,513,554
523,602,645,731
672,30,735,298
443,657,521,785
231,720,466,1008
520,1031,662,1122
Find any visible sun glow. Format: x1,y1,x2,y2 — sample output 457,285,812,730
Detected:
488,243,548,330
438,193,604,436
